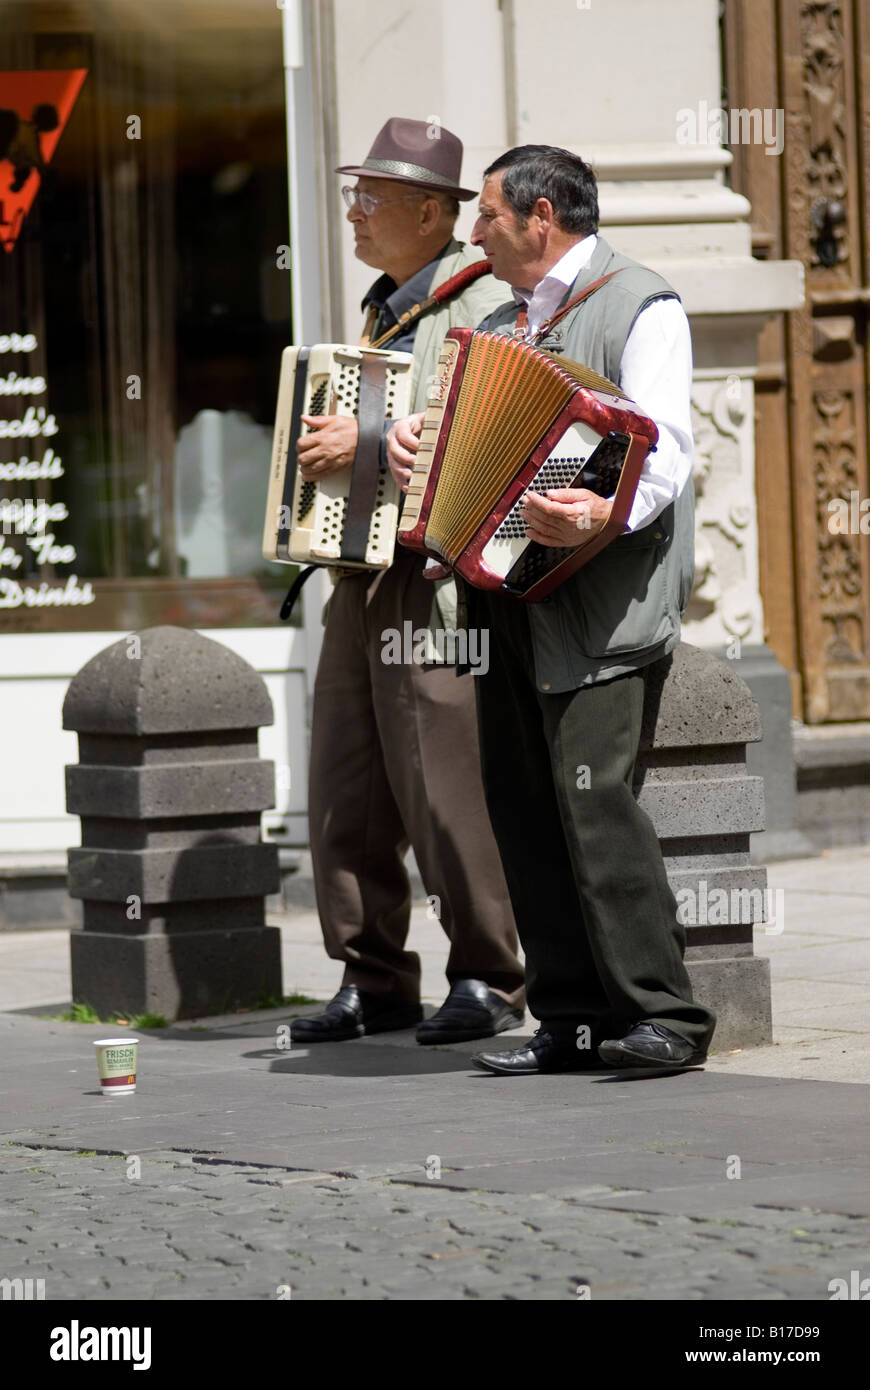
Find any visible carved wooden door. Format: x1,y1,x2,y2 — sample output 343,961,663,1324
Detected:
725,0,870,721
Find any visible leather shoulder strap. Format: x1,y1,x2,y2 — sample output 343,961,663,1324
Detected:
516,270,621,342
369,260,493,349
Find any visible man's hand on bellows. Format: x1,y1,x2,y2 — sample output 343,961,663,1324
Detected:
521,488,610,547
386,412,425,493
297,414,359,480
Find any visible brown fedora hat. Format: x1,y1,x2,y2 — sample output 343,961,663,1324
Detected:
336,116,477,201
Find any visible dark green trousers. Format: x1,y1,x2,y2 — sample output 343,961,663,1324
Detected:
469,589,716,1051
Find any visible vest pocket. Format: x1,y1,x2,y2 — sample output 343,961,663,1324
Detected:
557,540,677,659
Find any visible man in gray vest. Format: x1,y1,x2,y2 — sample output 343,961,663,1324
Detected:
291,119,524,1049
388,145,716,1073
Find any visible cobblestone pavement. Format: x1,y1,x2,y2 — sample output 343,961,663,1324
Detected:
3,1143,869,1301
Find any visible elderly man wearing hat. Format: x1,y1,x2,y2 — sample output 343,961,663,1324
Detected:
290,118,523,1047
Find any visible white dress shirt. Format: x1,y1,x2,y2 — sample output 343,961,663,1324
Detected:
512,235,693,532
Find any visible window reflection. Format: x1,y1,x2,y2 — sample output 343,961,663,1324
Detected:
0,1,291,629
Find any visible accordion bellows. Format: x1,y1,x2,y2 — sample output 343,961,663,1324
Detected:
398,329,659,601
263,343,414,571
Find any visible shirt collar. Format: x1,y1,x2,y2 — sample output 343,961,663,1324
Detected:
362,238,456,320
511,233,598,306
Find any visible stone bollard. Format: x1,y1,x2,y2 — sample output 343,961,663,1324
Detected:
63,626,282,1021
636,643,772,1050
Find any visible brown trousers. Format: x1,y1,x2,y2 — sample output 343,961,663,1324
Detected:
308,548,524,1007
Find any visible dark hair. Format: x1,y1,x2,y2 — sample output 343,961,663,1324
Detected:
414,189,459,218
483,145,599,234
431,191,460,218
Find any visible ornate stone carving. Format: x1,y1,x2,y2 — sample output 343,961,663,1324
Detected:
683,377,763,646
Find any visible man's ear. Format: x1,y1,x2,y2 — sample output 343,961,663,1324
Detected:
532,197,554,232
419,194,442,235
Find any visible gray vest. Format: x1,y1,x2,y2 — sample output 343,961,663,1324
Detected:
478,235,695,692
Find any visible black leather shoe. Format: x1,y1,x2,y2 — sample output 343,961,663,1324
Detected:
597,1022,707,1069
289,986,422,1043
416,978,524,1045
472,1028,607,1074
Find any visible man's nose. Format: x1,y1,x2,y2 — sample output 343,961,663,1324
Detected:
470,220,484,245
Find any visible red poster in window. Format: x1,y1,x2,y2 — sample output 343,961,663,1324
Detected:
0,69,87,253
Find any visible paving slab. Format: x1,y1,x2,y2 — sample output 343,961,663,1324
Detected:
773,1004,870,1032
2,1011,868,1202
767,850,870,894
572,1170,870,1219
762,940,870,972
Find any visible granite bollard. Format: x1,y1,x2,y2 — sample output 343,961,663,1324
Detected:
63,626,282,1021
636,643,773,1049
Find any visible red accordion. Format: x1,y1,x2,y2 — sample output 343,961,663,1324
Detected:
397,328,659,601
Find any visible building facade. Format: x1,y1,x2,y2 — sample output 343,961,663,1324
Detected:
4,0,867,924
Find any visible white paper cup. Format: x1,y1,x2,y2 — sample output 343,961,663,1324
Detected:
93,1037,140,1096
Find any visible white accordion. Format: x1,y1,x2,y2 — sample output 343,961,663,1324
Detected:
262,343,414,571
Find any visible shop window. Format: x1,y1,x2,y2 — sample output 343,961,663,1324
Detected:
0,1,294,631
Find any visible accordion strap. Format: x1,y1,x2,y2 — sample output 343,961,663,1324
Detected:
517,269,621,344
369,259,493,349
279,563,317,622
341,351,389,563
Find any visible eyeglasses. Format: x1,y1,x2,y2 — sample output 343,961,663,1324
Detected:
341,185,425,216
